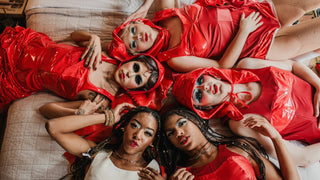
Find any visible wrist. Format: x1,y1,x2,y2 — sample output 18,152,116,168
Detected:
103,109,115,126
76,109,85,115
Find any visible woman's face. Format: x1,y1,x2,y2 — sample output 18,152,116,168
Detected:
121,20,159,54
114,60,151,89
122,112,158,154
164,114,205,152
192,75,231,107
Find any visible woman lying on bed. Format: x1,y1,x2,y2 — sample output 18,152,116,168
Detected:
0,26,163,117
159,107,299,180
172,58,320,168
46,104,164,180
105,0,320,72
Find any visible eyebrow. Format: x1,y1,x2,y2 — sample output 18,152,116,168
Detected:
133,119,155,132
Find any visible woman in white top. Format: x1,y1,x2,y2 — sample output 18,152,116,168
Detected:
46,104,164,180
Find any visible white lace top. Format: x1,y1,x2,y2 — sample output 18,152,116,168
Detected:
84,151,160,180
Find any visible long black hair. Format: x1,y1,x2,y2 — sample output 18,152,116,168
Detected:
159,107,268,180
67,106,161,180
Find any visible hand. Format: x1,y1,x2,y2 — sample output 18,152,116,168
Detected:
239,12,263,34
169,168,194,180
138,167,165,180
111,103,136,123
243,114,281,139
80,34,102,70
76,96,105,115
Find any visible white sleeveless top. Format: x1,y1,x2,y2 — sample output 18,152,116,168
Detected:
84,151,160,180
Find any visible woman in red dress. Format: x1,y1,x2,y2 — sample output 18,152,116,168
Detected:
156,107,299,180
0,26,164,116
106,0,320,72
172,58,320,167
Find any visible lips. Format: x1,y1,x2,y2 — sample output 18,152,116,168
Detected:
144,32,148,41
129,140,138,148
179,136,189,145
211,84,218,94
120,72,125,80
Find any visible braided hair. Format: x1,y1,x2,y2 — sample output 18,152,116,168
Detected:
66,106,161,180
159,107,268,180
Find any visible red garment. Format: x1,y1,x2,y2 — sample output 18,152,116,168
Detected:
0,26,116,111
173,67,320,144
107,18,170,62
153,0,280,62
239,67,320,144
173,67,259,120
185,145,256,180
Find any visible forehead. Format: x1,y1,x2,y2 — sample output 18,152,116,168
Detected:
130,112,157,129
165,114,183,127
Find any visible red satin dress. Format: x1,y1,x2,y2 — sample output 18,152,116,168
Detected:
185,145,256,180
0,26,117,112
239,67,320,144
153,0,280,62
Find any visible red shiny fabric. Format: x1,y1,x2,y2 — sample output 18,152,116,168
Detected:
239,67,320,144
153,0,279,62
172,67,259,120
0,26,117,111
107,18,170,62
112,66,174,111
173,66,320,144
185,145,256,180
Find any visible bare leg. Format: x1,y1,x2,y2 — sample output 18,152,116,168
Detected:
228,119,320,167
267,18,320,60
272,0,320,27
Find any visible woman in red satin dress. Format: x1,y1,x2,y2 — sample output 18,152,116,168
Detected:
158,107,299,180
106,0,320,72
0,26,164,116
172,58,320,168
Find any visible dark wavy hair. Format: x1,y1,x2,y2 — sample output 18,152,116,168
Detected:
159,107,268,180
129,55,159,92
65,106,161,180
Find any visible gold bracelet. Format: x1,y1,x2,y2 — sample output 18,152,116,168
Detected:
109,110,115,126
103,109,110,126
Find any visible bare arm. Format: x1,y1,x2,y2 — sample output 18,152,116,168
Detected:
40,95,110,119
243,115,300,180
46,103,135,157
167,12,262,72
46,113,104,156
71,30,102,70
219,12,262,69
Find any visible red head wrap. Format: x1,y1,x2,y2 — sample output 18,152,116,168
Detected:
107,18,170,62
118,54,165,95
172,67,259,120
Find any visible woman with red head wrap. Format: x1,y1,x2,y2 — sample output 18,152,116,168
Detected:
0,26,164,118
172,58,320,167
107,0,320,73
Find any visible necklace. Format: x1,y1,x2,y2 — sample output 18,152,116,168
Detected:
113,151,144,165
188,142,213,161
106,71,118,94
